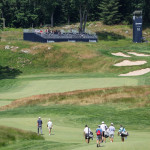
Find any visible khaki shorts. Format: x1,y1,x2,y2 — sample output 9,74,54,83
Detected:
96,135,102,140
109,134,114,138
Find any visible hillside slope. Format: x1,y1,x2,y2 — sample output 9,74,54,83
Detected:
0,22,150,75
1,85,150,111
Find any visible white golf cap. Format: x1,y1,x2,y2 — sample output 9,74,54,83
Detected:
39,117,41,119
111,123,113,125
102,121,104,124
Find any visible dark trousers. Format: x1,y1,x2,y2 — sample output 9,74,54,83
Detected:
38,126,42,134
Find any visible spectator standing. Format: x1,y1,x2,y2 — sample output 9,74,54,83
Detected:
109,123,115,142
47,119,53,135
96,125,102,147
37,117,43,135
101,121,107,143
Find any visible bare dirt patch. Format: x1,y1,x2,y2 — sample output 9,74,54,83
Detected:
20,44,53,55
77,53,98,59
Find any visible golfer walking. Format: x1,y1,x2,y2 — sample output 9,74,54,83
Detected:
118,125,126,142
83,125,91,143
109,123,115,142
37,117,43,135
96,125,102,147
47,119,53,135
101,121,107,143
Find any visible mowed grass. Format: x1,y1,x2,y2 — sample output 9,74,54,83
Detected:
0,85,149,149
0,103,150,150
0,100,12,106
1,85,150,129
0,118,149,150
0,75,139,99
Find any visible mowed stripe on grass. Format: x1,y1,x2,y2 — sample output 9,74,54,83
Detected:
0,77,138,99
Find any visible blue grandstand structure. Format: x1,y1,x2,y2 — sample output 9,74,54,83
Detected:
23,29,98,43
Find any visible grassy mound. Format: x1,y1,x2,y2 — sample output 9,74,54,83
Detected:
0,86,150,131
1,23,150,77
1,86,150,110
0,39,150,77
0,125,44,148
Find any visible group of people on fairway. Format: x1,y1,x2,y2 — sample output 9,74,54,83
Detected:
37,117,53,135
84,121,128,147
37,117,127,146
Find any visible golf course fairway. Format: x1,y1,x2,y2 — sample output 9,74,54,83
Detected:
0,117,149,150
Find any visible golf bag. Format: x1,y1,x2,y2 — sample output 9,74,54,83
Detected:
89,131,94,140
104,131,109,138
120,131,129,137
87,127,93,140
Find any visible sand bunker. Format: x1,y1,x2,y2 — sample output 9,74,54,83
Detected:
114,60,147,66
111,52,131,57
119,68,150,76
128,52,150,57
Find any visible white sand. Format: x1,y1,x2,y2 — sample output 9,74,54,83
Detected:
114,60,147,66
111,52,131,57
119,68,150,76
127,52,150,57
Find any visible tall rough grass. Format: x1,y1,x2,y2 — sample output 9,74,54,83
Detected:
0,126,44,148
1,86,150,110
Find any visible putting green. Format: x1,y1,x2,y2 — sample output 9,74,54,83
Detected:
0,76,138,99
0,101,12,106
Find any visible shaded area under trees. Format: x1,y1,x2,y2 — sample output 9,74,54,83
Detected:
96,31,125,41
0,65,22,79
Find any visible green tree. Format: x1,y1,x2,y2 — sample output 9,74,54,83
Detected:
0,2,2,42
88,0,101,21
119,0,144,24
1,0,41,28
99,0,121,25
61,0,77,24
1,0,150,28
42,0,60,27
143,0,150,23
73,0,94,33
0,2,2,29
13,0,39,27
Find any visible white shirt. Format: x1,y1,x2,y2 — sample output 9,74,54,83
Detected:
84,127,91,134
109,126,115,134
47,121,53,128
101,124,107,131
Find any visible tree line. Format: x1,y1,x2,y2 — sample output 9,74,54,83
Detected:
0,0,150,30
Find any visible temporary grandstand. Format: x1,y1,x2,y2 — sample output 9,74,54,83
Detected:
23,28,98,43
